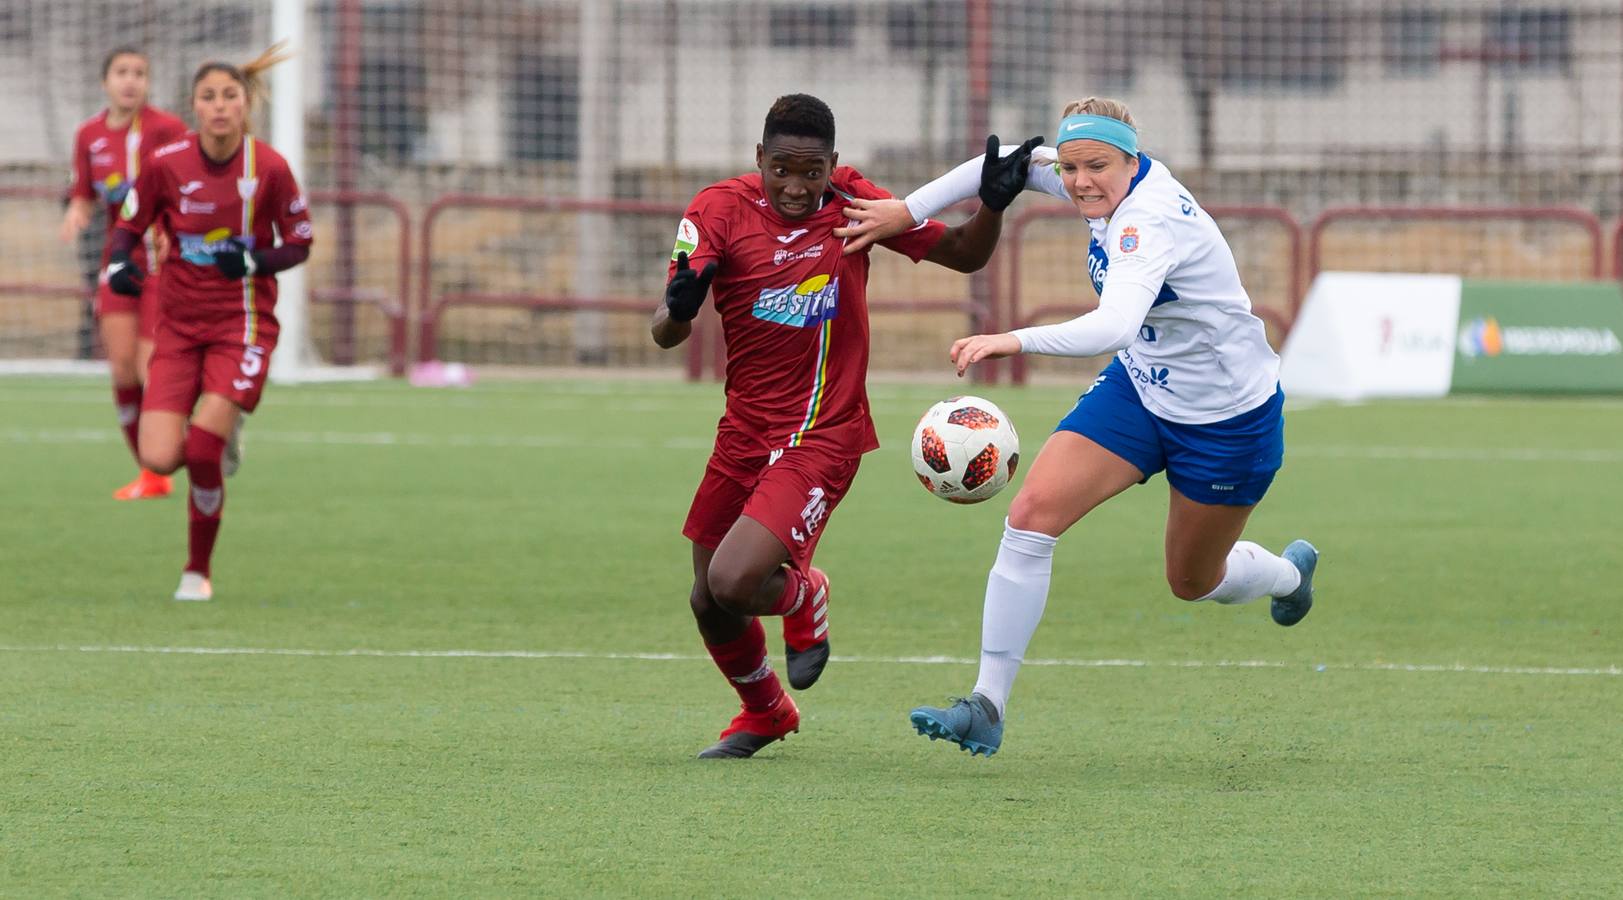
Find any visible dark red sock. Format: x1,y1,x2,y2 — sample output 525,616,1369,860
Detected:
184,428,228,577
765,566,808,616
704,618,785,712
113,384,143,463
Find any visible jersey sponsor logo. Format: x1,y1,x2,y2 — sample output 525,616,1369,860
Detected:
293,221,314,240
179,180,205,195
153,139,190,159
91,152,117,167
773,243,825,266
177,228,254,265
1209,483,1236,492
670,217,699,261
289,194,307,214
89,137,109,153
179,198,217,215
1088,240,1108,293
96,172,130,205
1122,349,1176,394
1119,225,1140,253
752,274,839,328
775,228,809,244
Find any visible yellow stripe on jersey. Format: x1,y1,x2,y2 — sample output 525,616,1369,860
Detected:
240,140,258,346
789,319,833,447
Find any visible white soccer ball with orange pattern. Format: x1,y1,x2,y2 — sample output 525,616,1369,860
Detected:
910,396,1020,504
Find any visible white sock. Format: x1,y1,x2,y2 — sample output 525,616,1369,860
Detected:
1198,540,1301,605
970,519,1059,719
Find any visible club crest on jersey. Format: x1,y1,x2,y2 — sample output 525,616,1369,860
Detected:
236,177,258,200
670,217,699,261
752,274,839,328
1119,226,1140,253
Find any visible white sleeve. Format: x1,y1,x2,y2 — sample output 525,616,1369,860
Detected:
1012,213,1177,358
1009,278,1156,358
903,145,1067,222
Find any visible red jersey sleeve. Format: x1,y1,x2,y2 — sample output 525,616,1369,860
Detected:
69,124,95,202
270,162,314,247
666,187,732,279
835,167,947,263
114,159,164,237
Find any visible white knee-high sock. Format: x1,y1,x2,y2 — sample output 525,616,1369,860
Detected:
1198,540,1301,605
971,519,1059,719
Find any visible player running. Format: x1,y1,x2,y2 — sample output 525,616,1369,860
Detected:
104,45,313,602
652,94,1030,759
837,97,1319,758
60,47,188,500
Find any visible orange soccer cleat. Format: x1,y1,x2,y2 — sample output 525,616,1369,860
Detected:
113,469,173,500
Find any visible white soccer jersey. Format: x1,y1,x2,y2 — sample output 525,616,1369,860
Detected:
1021,155,1279,424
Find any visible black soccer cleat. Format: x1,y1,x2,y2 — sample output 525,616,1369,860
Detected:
696,695,800,759
786,639,831,691
697,731,787,759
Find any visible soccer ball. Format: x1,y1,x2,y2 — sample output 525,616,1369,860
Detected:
910,396,1020,504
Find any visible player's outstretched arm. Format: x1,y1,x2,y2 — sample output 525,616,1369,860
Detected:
651,251,716,349
923,205,1000,273
836,134,1042,255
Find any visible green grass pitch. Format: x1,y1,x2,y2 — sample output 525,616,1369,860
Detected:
2,375,1620,896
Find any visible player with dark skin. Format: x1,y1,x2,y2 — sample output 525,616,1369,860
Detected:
653,96,1040,756
655,137,1025,645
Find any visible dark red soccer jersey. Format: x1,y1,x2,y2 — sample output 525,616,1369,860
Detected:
117,134,313,344
69,105,188,266
669,167,946,454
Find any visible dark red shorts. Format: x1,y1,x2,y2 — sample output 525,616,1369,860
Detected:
94,268,163,340
144,322,277,415
683,427,863,571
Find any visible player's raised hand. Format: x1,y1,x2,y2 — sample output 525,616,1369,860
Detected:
213,239,259,279
834,197,917,256
102,253,144,297
949,332,1023,378
664,251,717,322
978,134,1044,212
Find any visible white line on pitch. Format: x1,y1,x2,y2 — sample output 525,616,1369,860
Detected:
0,644,1615,677
5,427,1622,464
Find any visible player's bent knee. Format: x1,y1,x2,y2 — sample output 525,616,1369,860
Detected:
139,447,183,475
1006,490,1066,536
705,563,758,615
688,582,720,620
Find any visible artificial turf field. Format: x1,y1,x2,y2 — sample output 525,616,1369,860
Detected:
2,374,1620,896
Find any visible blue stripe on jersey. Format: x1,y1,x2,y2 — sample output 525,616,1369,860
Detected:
1088,238,1178,305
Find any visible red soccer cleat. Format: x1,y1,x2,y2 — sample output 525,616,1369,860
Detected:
697,693,801,759
113,469,173,500
782,566,830,690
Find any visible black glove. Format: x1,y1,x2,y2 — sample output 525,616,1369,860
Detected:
978,134,1044,212
664,251,717,323
213,239,259,279
103,252,145,297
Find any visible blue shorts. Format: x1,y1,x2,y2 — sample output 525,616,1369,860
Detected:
1055,358,1284,506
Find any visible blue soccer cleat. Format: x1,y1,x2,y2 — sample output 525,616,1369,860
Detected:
1271,539,1319,627
910,693,1003,757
